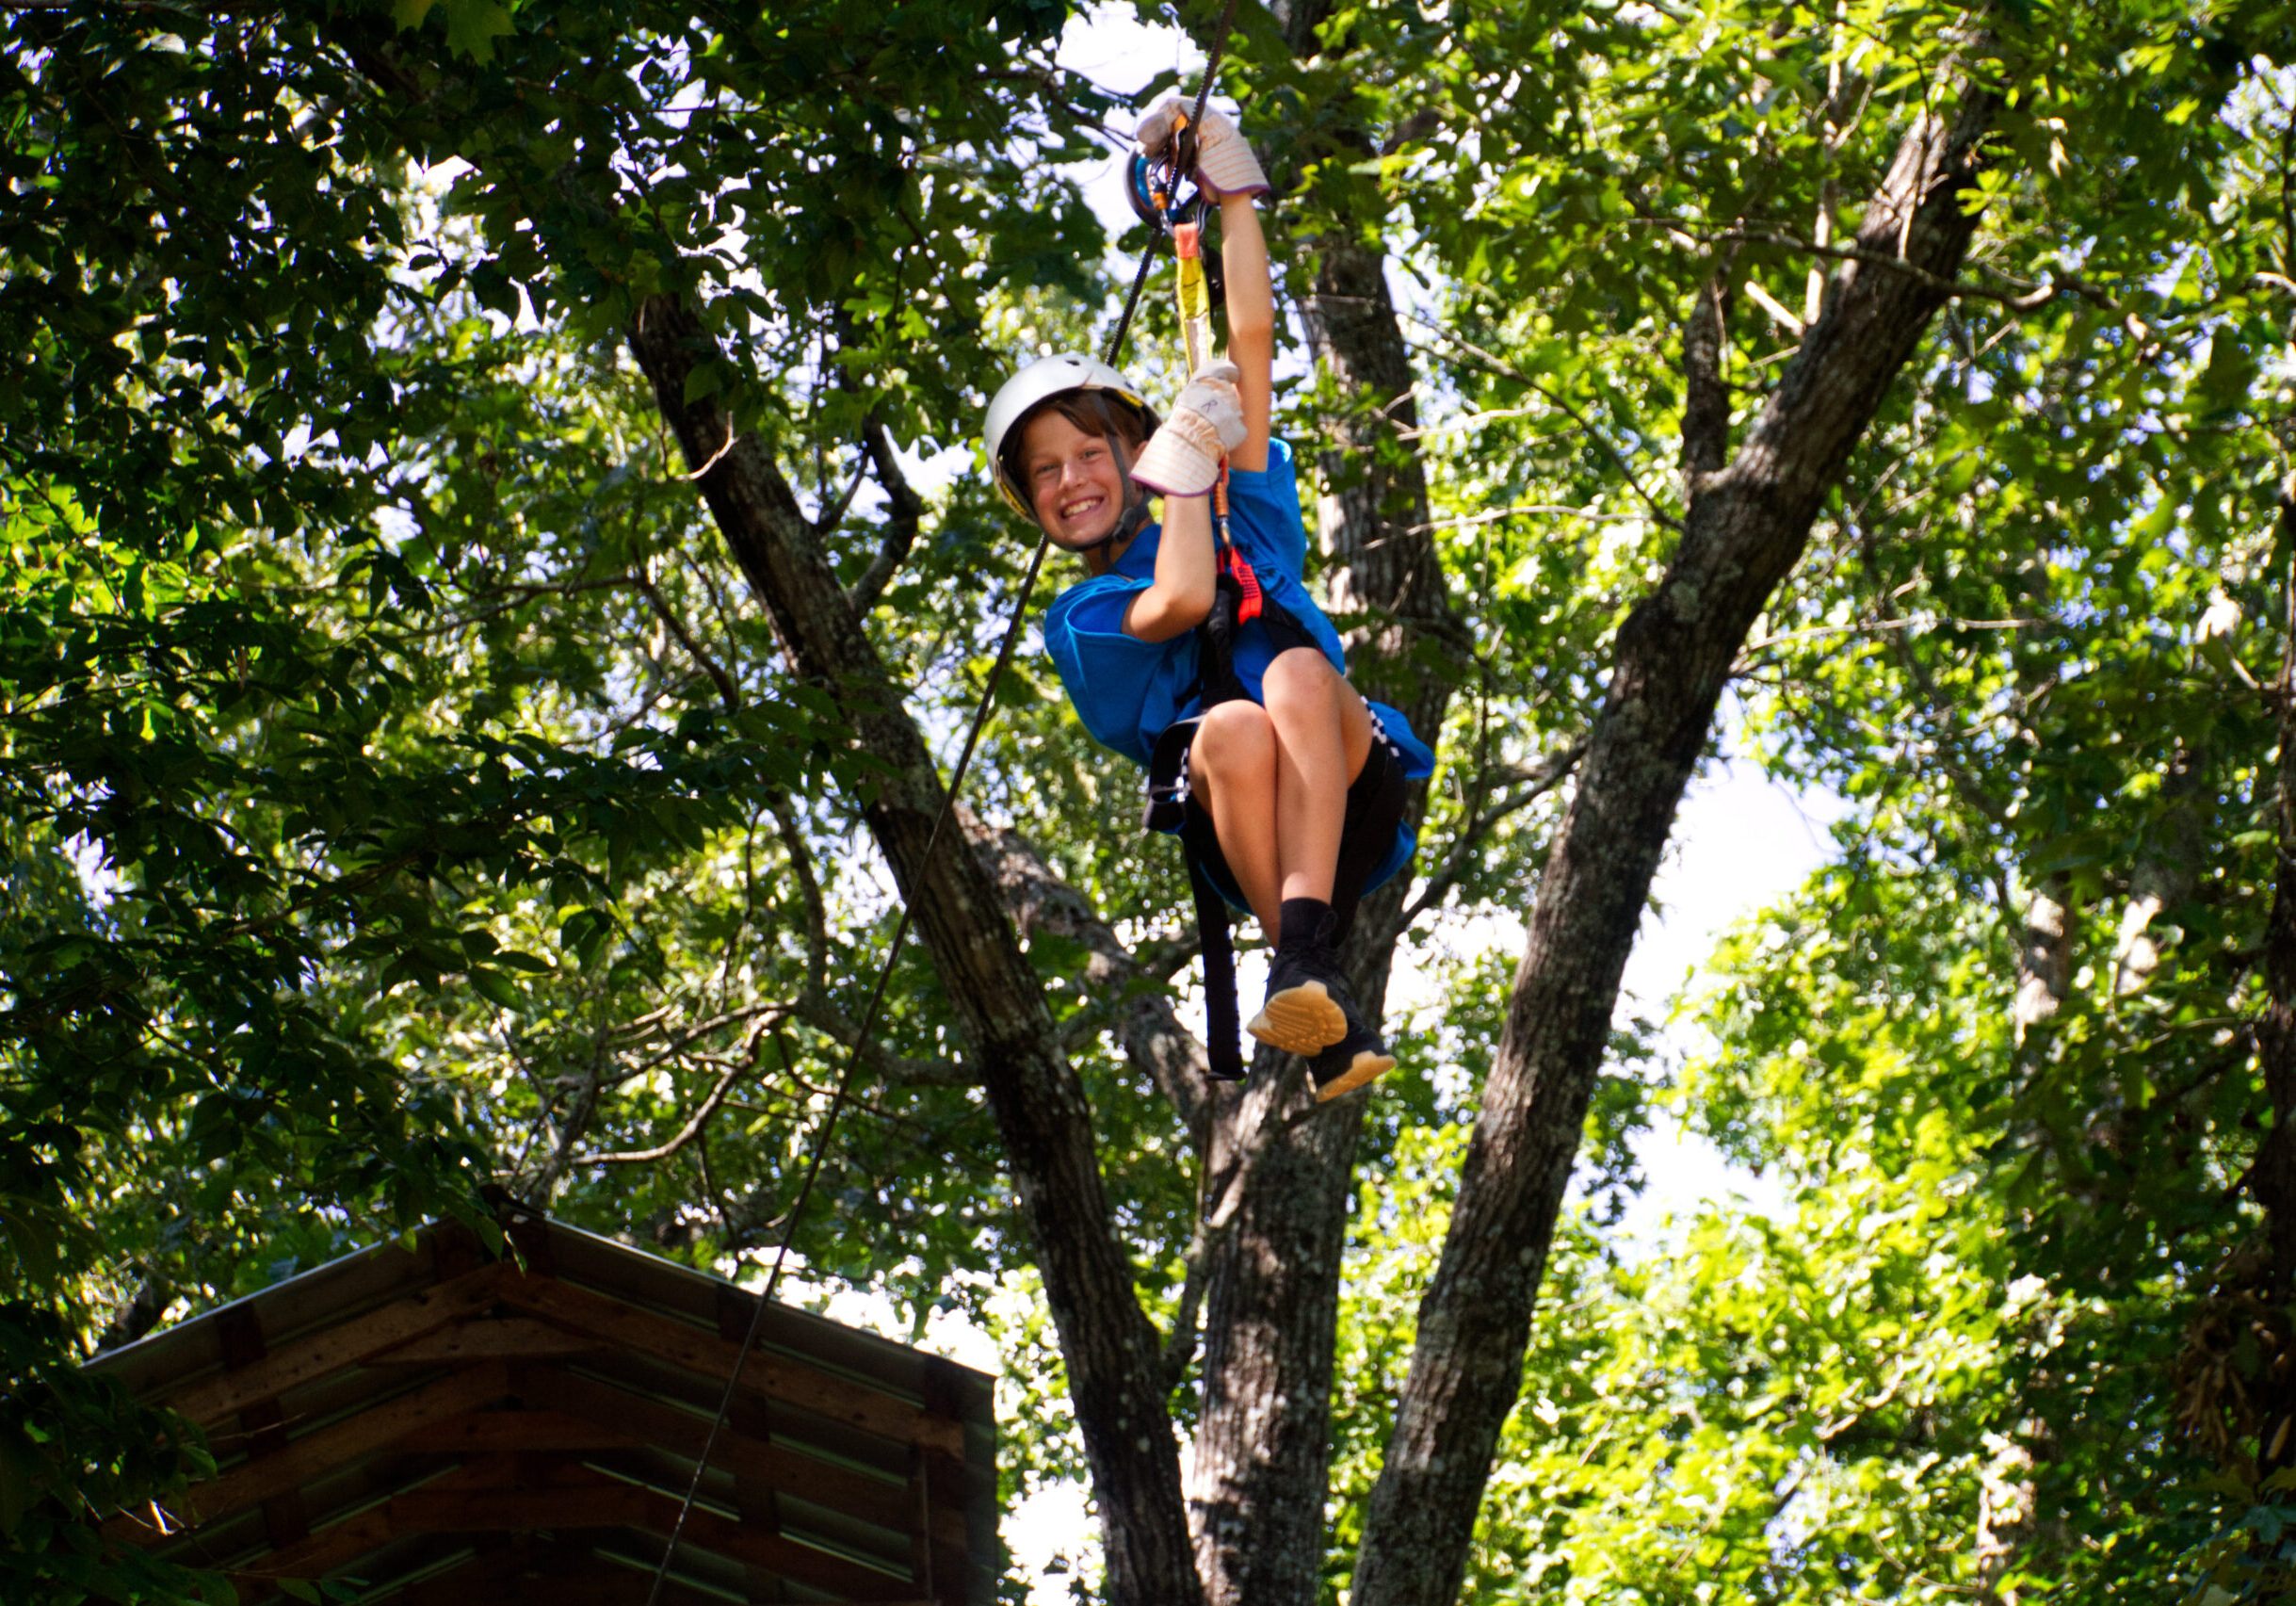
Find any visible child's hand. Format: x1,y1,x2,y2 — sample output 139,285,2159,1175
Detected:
1136,100,1269,200
1133,361,1248,497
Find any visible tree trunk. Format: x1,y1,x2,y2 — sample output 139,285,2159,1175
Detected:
623,297,1203,1606
1182,240,1456,1605
1187,1063,1364,1605
1179,27,1462,1588
2013,879,2078,1043
1350,90,2003,1606
2110,744,2205,998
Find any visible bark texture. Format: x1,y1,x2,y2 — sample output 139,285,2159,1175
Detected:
1298,239,1454,695
1350,92,2002,1606
2110,745,2206,997
1188,1061,1364,1605
623,297,1201,1606
1182,232,1456,1602
2013,881,2078,1042
969,815,1210,1145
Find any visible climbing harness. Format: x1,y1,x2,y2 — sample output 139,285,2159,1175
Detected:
1125,101,1411,1084
640,8,1243,1603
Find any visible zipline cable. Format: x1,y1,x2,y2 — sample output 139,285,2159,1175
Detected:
640,8,1238,1598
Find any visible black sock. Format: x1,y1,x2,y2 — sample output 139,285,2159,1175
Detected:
1278,898,1333,953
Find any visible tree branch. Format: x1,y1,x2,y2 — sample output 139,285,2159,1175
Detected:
1382,308,1683,531
585,1028,765,1165
963,813,1211,1144
623,293,1199,1604
792,990,978,1087
1681,259,1737,493
632,567,740,710
1394,741,1586,932
846,415,924,615
1352,76,2007,1606
1630,219,2099,313
768,793,831,999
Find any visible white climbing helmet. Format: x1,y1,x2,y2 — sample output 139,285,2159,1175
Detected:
983,352,1158,519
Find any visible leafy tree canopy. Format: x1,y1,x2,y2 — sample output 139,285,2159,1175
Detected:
4,0,2295,1600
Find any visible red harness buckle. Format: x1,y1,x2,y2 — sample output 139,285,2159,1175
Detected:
1224,547,1264,623
1213,462,1260,623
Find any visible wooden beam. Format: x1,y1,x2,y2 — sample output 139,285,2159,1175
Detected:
399,1567,741,1606
225,1448,526,1595
645,1485,919,1603
165,1262,514,1426
391,1484,651,1531
523,1367,967,1549
367,1316,604,1366
415,1587,939,1606
110,1364,512,1545
215,1303,311,1550
907,1446,971,1606
394,1407,642,1455
227,1503,393,1596
391,1471,918,1602
496,1275,964,1458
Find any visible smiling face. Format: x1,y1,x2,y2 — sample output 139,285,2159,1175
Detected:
1018,406,1139,552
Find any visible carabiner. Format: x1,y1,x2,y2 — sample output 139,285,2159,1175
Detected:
1125,147,1203,233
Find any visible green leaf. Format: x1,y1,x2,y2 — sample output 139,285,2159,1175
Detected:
468,967,522,1010
441,0,514,62
0,1432,33,1535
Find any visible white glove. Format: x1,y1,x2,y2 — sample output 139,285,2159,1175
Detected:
1136,100,1269,200
1132,361,1247,497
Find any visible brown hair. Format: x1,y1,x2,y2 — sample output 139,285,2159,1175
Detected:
1000,391,1153,511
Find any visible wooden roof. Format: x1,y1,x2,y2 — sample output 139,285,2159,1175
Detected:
86,1209,997,1605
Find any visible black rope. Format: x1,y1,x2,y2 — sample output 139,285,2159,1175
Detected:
1185,0,1237,177
641,8,1240,1598
637,543,1043,1604
1108,229,1164,371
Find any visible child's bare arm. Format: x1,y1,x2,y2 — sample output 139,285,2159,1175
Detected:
1221,194,1274,473
1124,489,1217,641
1137,101,1274,470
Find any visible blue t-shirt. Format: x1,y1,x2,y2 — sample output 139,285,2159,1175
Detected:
1043,439,1434,897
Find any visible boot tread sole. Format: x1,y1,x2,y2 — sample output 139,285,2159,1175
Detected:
1245,981,1350,1054
1314,1050,1398,1102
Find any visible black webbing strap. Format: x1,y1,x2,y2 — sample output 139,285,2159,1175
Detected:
1151,588,1319,1086
1178,585,1255,1085
1143,716,1243,1081
1132,0,1256,1087
1188,845,1245,1081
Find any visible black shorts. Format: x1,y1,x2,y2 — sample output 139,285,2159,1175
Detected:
1159,719,1409,943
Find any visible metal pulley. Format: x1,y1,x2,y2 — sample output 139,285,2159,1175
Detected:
1124,143,1198,230
1124,141,1225,305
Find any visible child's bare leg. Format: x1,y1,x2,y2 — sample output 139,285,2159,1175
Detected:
1188,700,1283,935
1243,652,1398,1095
1260,648,1374,906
